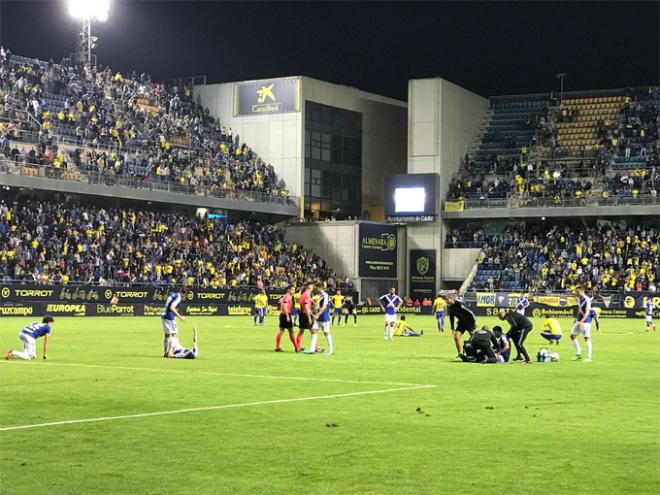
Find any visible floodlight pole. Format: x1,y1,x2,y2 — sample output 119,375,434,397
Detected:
78,18,92,66
555,73,567,103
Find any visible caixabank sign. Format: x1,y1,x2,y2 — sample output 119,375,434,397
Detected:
233,78,301,116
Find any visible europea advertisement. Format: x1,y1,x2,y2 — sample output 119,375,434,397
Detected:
233,77,301,116
409,250,436,302
358,223,398,278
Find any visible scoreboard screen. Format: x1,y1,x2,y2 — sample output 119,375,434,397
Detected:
385,173,438,222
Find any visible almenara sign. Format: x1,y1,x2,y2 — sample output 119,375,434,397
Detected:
358,224,398,278
233,78,301,116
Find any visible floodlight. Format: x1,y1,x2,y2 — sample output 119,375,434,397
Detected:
67,0,110,22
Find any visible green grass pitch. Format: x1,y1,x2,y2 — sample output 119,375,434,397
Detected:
0,314,658,494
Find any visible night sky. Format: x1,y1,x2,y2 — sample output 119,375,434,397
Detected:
1,1,658,100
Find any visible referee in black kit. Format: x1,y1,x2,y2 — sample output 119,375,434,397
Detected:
498,308,533,363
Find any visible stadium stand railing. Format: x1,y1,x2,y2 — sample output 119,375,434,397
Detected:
0,158,299,207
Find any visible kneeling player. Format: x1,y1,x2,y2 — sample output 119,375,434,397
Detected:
5,316,54,360
459,326,499,363
394,316,423,337
492,325,510,362
166,326,199,359
540,317,563,345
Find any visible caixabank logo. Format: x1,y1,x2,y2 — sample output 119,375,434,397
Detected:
234,78,300,116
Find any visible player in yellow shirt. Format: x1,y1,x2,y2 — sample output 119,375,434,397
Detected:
540,318,562,345
432,292,447,332
331,290,344,326
393,316,423,337
292,289,301,326
253,290,268,326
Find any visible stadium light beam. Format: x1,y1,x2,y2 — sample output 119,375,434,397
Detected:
67,0,110,66
67,0,110,22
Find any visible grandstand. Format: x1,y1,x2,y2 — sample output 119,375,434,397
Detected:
446,86,659,211
0,196,342,288
0,50,298,217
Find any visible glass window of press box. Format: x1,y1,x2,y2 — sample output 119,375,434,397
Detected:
304,101,362,220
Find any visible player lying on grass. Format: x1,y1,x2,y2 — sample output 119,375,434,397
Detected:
540,317,562,345
166,326,199,359
393,316,423,336
5,316,54,361
459,326,499,363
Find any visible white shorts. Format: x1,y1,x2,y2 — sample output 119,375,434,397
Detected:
19,332,36,358
384,314,397,324
571,322,591,338
312,320,330,333
161,318,177,335
646,315,653,323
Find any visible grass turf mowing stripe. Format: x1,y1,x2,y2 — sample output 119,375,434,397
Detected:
0,360,432,387
0,384,436,432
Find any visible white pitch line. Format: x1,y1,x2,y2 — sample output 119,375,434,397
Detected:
0,384,436,432
0,360,431,387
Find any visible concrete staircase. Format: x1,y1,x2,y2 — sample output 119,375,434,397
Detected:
466,108,494,157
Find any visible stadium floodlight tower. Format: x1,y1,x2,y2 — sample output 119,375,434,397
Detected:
67,0,110,66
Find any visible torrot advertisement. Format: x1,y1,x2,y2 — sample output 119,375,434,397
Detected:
233,78,301,116
358,223,398,278
409,250,436,301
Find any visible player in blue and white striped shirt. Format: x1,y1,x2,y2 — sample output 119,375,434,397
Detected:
379,287,402,340
304,284,334,356
645,299,656,332
161,288,188,356
571,287,593,361
5,316,55,360
516,295,531,316
166,326,199,359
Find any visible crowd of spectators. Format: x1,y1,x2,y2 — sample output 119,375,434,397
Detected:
447,172,594,204
450,88,660,207
604,168,660,198
0,197,345,289
469,223,659,293
0,47,289,200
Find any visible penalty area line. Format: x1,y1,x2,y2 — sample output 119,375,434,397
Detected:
0,384,436,432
